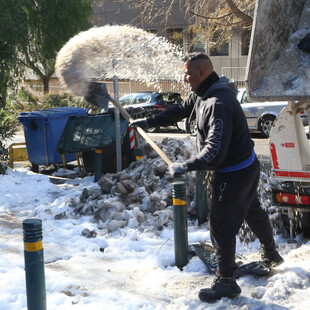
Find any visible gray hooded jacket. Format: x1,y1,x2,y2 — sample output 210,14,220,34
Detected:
147,74,254,172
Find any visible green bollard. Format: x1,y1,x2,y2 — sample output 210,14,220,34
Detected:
172,181,189,268
94,149,103,182
23,218,46,310
195,171,208,225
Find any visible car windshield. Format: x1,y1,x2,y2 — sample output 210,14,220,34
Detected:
162,93,181,104
133,94,151,104
120,94,135,105
237,89,248,104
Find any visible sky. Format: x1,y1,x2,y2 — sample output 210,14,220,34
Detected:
1,137,310,310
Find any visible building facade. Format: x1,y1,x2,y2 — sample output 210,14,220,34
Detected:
25,1,249,95
92,1,249,85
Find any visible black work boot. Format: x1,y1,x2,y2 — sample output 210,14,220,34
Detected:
261,248,284,268
198,276,241,302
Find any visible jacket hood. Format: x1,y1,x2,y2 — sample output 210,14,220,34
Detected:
202,76,238,100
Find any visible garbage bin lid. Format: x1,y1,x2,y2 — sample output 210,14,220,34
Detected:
18,107,89,120
57,113,129,153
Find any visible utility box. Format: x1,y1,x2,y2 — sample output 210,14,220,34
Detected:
18,107,89,166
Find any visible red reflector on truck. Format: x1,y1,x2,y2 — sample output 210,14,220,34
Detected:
275,192,310,205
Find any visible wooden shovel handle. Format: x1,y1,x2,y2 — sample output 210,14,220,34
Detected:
109,96,172,166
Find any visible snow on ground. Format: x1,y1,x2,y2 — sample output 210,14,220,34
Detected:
1,138,310,309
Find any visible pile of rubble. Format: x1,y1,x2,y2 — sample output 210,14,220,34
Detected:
64,137,197,233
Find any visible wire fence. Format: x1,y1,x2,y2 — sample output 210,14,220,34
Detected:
24,69,247,98
222,67,246,88
23,78,191,98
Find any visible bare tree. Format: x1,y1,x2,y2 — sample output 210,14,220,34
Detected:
95,0,255,50
186,0,254,48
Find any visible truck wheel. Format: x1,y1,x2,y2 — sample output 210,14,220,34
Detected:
259,115,275,138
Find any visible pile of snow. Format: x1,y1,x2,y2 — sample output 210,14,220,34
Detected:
1,137,310,309
63,137,197,234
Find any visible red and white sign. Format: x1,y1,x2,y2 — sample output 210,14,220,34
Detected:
280,143,295,148
129,127,135,150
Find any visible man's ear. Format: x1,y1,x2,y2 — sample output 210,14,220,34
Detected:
199,68,206,80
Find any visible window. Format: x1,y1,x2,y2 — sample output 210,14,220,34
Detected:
162,92,182,104
166,28,183,47
209,31,229,56
133,94,151,104
120,94,134,105
241,29,251,56
188,26,206,53
238,90,248,104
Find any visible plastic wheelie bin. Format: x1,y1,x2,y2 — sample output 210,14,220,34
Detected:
56,113,136,174
18,107,89,169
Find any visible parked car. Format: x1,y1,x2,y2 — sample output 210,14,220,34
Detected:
103,91,182,132
238,88,308,137
178,88,308,137
177,110,196,135
237,88,287,138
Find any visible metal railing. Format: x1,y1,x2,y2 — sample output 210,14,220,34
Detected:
24,79,190,98
221,67,246,87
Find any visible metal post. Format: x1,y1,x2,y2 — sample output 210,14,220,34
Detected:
172,181,188,268
135,148,144,161
76,153,82,174
61,154,66,170
23,218,46,310
113,60,122,172
94,149,103,182
195,171,208,225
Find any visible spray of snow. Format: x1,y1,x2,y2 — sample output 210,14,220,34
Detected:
55,25,185,97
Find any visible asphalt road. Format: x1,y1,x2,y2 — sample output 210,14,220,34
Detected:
148,128,270,155
8,128,270,156
148,127,272,170
6,128,271,170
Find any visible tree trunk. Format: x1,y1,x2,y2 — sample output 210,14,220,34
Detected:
42,76,49,94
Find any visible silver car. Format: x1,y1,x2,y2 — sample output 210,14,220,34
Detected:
178,88,308,137
238,88,308,138
238,88,287,138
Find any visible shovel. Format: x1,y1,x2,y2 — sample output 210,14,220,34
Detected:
84,82,172,166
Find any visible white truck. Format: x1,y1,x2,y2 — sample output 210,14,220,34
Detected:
246,0,310,240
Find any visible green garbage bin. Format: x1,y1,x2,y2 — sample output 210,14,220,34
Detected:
57,113,136,173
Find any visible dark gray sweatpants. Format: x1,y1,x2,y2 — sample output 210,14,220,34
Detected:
209,158,275,277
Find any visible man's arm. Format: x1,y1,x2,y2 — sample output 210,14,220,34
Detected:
185,99,233,171
146,93,197,128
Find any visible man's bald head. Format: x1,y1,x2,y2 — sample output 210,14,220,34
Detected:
185,53,213,73
183,53,214,92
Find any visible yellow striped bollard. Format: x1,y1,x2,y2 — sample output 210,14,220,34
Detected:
23,218,46,310
94,149,103,182
172,181,189,268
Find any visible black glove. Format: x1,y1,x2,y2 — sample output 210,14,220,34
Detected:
169,162,187,177
130,119,149,131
